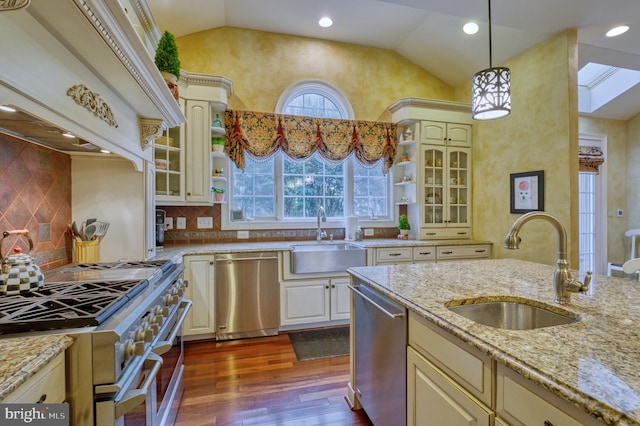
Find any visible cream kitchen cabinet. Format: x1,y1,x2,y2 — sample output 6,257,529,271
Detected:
183,254,215,338
3,352,66,404
421,120,471,148
372,244,489,265
156,72,233,206
389,99,474,240
407,347,493,426
496,364,601,426
280,277,351,327
417,143,471,239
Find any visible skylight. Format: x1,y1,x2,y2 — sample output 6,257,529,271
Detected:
578,62,640,114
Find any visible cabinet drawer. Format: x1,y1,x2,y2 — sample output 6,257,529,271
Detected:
4,352,66,403
409,311,492,406
437,245,490,260
497,365,600,426
412,247,435,261
376,247,412,263
420,228,470,239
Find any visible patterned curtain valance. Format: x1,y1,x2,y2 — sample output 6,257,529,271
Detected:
224,110,398,174
579,145,604,173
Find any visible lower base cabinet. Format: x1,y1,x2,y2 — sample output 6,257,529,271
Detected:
3,352,66,403
280,278,351,326
407,347,493,426
183,254,215,337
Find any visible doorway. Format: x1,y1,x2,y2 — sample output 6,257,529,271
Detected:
578,133,607,274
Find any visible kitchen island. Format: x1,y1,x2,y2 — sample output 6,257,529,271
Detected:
348,259,640,425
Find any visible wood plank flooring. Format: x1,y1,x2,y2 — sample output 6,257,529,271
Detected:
175,333,373,426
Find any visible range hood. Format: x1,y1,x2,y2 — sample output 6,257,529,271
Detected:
0,0,185,169
0,107,104,153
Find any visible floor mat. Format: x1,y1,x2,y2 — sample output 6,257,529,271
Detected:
288,326,350,361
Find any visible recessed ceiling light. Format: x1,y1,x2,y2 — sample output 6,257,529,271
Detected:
463,22,479,35
606,25,629,37
319,17,333,28
62,132,75,138
0,105,17,112
100,149,111,154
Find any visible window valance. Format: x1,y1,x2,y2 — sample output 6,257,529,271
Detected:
579,145,604,173
224,110,398,174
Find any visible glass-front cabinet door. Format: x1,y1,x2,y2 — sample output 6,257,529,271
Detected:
421,145,470,229
155,124,184,201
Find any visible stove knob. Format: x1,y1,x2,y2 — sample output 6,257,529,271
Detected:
149,323,159,336
150,314,164,327
135,326,153,342
164,295,179,306
124,339,145,360
171,287,184,297
154,305,170,317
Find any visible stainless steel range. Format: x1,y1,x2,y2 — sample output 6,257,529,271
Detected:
0,259,191,426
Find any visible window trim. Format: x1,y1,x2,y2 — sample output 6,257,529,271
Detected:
275,79,355,119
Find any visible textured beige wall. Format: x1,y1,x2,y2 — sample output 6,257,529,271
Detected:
578,116,629,264
176,27,453,121
460,31,579,266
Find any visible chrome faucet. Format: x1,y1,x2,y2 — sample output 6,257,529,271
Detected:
504,211,592,305
316,206,327,241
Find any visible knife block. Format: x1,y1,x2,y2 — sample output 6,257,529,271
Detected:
74,240,100,263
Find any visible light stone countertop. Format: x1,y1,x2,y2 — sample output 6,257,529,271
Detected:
347,258,640,426
0,335,74,401
155,238,492,261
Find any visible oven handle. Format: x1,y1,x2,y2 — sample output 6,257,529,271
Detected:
114,352,163,418
152,299,192,356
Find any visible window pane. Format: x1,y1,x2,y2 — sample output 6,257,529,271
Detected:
353,159,388,217
283,155,344,218
232,156,275,217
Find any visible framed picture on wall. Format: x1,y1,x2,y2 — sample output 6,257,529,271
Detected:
510,170,544,213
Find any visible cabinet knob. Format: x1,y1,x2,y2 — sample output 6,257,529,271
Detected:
325,285,330,289
544,422,554,426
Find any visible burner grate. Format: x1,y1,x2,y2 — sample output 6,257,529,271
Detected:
0,280,148,333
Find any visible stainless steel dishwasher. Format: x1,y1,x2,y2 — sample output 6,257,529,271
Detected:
350,281,407,426
214,252,279,340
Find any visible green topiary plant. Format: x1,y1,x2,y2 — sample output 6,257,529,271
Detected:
398,214,410,230
154,31,181,80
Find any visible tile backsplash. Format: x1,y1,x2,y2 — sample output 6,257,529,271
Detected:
0,133,72,270
159,204,399,245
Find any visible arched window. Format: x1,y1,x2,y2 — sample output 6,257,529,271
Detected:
228,80,390,226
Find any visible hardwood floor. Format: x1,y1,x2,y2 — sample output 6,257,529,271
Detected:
175,333,373,426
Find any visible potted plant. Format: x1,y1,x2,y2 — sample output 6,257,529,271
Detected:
398,214,410,239
154,31,181,101
211,136,225,153
212,187,226,202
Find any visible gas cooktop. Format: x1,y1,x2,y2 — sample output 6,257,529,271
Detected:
0,259,175,334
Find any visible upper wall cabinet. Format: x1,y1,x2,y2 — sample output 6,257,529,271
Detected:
389,98,474,240
156,72,233,205
0,0,185,170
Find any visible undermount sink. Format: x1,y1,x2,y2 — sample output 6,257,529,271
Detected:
445,297,580,330
290,243,366,274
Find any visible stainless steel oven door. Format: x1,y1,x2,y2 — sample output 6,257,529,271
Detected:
150,300,192,426
95,300,192,426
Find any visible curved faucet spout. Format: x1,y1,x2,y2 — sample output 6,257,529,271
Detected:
316,206,327,241
504,211,590,304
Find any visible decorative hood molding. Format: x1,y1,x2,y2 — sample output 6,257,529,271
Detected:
0,0,185,170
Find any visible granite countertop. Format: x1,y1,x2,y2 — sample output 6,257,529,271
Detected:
0,335,73,401
155,238,492,261
348,258,640,426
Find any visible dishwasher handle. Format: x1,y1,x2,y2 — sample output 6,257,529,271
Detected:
349,285,405,319
215,255,278,262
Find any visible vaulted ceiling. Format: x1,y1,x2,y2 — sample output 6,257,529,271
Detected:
147,0,640,121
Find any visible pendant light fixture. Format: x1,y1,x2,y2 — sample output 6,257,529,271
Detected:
471,0,511,120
